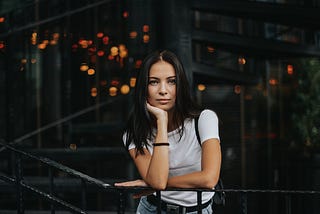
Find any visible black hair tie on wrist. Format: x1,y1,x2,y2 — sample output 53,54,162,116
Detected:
153,143,169,146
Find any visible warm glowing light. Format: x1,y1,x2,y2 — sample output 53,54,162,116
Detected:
38,43,46,50
88,47,97,54
120,84,130,94
143,25,149,33
119,44,126,51
31,59,37,64
0,42,4,49
130,77,136,87
97,32,104,38
50,40,57,45
42,40,49,45
108,55,114,60
197,84,206,91
143,34,150,43
287,64,293,75
0,17,5,23
80,63,89,72
102,36,109,45
129,31,138,39
207,46,215,53
79,39,88,48
135,60,142,68
109,87,118,96
269,78,278,85
119,50,128,58
52,33,59,40
31,32,37,45
119,44,128,58
111,79,120,86
87,68,95,75
21,59,27,64
110,46,119,56
123,11,129,18
91,87,97,97
234,85,241,94
69,144,77,150
238,57,246,65
97,50,105,56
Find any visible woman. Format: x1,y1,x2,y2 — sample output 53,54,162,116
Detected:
115,50,221,213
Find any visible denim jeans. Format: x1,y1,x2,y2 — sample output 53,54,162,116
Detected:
136,196,213,214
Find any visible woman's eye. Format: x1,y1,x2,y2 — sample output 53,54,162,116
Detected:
149,80,158,85
168,79,176,85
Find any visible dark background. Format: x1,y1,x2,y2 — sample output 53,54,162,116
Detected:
0,0,320,213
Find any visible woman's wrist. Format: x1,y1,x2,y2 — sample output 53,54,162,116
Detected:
153,142,169,146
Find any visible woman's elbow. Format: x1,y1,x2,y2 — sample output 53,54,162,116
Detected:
150,181,167,190
202,176,219,189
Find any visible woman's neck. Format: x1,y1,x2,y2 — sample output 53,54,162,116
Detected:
167,111,178,132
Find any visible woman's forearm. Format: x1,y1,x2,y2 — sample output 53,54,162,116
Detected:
167,171,219,189
145,117,169,190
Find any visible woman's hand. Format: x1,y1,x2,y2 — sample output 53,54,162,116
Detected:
114,179,154,199
146,102,167,122
114,179,148,187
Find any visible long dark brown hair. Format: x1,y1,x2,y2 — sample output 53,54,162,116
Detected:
124,50,201,154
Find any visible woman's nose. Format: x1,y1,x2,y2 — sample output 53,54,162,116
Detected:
159,83,168,95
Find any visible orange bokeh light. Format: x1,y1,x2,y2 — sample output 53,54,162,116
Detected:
123,11,129,18
143,25,149,33
287,64,293,75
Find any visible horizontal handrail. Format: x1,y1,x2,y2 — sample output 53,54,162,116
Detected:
2,141,320,194
0,173,87,214
0,142,110,188
1,141,320,214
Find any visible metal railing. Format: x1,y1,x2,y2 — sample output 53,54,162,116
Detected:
0,99,319,213
1,141,320,214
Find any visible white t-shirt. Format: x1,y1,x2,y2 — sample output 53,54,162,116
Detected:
125,109,220,206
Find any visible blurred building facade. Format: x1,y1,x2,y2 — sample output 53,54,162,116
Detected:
0,0,320,213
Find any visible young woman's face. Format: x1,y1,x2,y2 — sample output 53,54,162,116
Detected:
147,60,176,112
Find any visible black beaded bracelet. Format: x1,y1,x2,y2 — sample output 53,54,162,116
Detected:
153,143,169,146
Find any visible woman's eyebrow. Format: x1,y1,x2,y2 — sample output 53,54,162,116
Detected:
148,76,159,79
167,76,176,79
148,76,176,79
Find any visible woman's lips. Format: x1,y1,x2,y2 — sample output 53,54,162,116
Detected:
157,99,170,104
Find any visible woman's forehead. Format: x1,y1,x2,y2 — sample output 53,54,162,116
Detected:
149,61,175,77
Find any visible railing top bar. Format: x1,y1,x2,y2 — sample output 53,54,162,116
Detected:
2,142,320,196
0,174,87,214
111,186,320,195
0,142,110,188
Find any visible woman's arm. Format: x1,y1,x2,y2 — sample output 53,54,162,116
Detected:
167,138,221,189
125,103,170,190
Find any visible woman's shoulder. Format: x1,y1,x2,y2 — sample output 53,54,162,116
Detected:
199,109,218,119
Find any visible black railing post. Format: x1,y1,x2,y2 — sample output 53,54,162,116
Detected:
117,190,125,214
197,190,202,214
240,192,247,214
81,179,87,211
285,194,292,214
48,167,55,214
156,190,161,214
14,153,24,214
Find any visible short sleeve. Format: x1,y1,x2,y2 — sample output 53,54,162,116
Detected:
122,133,136,150
197,109,220,144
